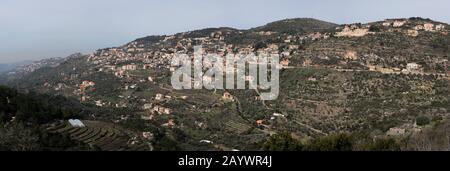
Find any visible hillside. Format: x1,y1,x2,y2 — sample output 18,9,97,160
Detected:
0,64,13,73
3,17,450,151
0,60,33,74
0,85,154,151
251,18,338,34
0,86,91,150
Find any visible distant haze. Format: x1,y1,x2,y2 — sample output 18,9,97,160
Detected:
1,0,449,63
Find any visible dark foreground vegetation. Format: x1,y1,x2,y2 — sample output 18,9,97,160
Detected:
0,86,94,151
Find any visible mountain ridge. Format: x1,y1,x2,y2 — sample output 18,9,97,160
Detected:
250,18,338,33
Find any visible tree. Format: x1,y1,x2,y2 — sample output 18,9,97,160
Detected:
0,123,40,151
367,138,401,151
254,42,267,51
263,133,303,151
416,116,430,126
155,136,182,151
305,133,353,151
369,25,382,32
0,111,6,123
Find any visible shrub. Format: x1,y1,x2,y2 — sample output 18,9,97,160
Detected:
305,133,353,151
263,133,303,151
416,116,430,126
366,138,402,151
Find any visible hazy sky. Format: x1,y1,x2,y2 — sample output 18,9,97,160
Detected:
1,0,449,63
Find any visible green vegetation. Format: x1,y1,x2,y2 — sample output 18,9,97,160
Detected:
416,116,430,126
263,133,303,151
0,86,85,124
251,18,338,34
264,132,401,151
0,86,94,151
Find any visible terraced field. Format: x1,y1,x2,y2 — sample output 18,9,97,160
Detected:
46,120,149,151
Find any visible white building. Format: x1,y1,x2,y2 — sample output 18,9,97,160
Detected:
406,63,421,72
436,24,446,31
424,23,435,31
393,20,406,27
68,119,85,128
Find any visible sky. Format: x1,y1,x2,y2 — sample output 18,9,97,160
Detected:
1,0,449,63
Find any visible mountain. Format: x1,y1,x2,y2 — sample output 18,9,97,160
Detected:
0,56,79,85
3,17,450,151
0,64,11,73
250,18,338,34
0,60,32,74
